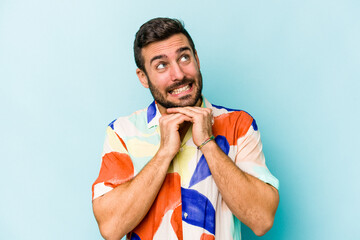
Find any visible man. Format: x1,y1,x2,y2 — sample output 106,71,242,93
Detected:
92,17,279,240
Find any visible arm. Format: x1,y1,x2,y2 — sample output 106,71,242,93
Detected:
167,107,279,236
200,141,279,236
92,113,192,240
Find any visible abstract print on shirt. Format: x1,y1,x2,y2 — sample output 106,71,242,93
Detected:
92,97,279,240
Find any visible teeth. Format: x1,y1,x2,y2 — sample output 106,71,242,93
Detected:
171,85,190,94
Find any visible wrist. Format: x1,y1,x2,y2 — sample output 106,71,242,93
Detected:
199,139,217,153
198,135,216,151
156,146,177,161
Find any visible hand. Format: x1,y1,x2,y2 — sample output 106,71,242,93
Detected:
166,107,213,147
157,113,192,159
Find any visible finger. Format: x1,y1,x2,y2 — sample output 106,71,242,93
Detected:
171,108,212,125
187,107,213,118
184,107,204,113
166,107,195,114
166,107,182,114
173,114,192,124
191,106,212,113
162,113,193,125
186,108,213,121
168,107,212,116
161,112,186,121
167,107,200,118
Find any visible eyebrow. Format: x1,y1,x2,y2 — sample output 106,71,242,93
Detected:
176,46,191,54
149,47,192,65
150,54,167,66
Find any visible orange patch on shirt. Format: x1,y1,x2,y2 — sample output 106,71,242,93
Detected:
200,233,215,240
92,151,134,198
115,132,128,151
132,172,182,240
213,111,253,146
171,204,183,240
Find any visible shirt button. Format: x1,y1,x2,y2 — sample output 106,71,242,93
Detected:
180,147,184,152
184,212,188,219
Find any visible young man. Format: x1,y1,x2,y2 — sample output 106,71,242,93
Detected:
92,17,279,240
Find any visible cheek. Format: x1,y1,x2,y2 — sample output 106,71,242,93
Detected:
186,61,200,72
148,73,170,89
184,65,200,77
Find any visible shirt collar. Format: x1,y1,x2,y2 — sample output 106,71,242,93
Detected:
146,95,210,129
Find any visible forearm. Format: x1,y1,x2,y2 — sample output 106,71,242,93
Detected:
201,141,279,236
93,150,173,240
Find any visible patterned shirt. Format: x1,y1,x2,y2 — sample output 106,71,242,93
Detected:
92,97,279,240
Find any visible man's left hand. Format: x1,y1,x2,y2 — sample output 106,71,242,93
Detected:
167,107,213,147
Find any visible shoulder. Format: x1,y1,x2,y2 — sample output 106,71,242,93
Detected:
211,103,257,129
210,103,259,144
204,98,254,123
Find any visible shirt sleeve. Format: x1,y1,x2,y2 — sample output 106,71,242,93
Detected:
235,118,279,190
92,125,135,200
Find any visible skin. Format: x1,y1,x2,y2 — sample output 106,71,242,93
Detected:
92,33,279,239
136,33,203,114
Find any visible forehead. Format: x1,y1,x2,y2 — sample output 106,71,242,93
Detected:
141,33,191,63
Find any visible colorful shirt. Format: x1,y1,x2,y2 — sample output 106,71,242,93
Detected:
92,97,279,240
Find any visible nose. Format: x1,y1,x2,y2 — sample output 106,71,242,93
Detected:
170,63,185,81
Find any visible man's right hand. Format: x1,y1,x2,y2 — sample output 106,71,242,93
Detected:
157,112,192,158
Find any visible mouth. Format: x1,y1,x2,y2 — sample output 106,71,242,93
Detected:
168,83,193,96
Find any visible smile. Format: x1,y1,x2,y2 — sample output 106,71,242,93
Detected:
169,83,192,95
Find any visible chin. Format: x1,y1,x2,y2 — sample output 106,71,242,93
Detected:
170,95,200,108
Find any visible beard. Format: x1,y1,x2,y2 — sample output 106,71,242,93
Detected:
147,71,203,109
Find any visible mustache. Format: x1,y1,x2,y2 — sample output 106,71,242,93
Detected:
166,78,194,92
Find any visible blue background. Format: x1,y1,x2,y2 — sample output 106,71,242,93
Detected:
1,0,359,239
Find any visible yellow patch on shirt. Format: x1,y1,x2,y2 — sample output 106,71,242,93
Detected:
107,127,128,154
127,138,159,157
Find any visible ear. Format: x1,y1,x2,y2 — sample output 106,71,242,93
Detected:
194,50,200,69
136,68,149,88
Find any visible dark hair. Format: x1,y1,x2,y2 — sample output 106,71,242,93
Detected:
134,17,196,72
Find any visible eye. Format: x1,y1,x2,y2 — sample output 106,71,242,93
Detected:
180,54,190,62
156,62,166,70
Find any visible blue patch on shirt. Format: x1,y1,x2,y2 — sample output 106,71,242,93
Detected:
108,119,116,130
188,135,230,188
215,135,230,154
252,119,258,131
130,232,141,240
188,154,211,188
181,187,216,235
147,101,157,124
